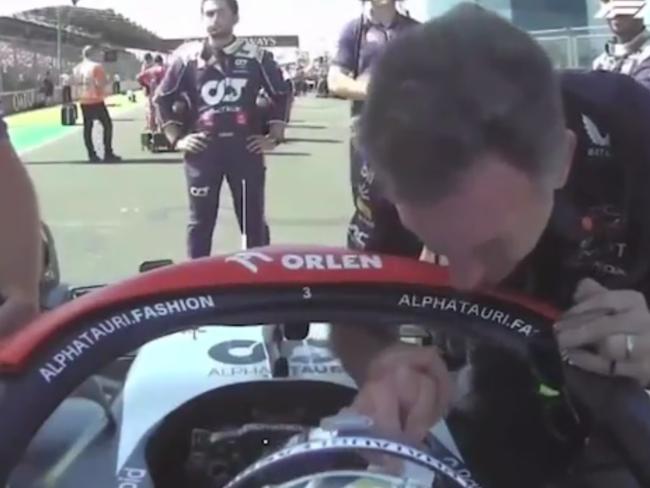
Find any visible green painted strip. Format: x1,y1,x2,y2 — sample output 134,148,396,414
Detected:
9,124,75,153
6,94,144,153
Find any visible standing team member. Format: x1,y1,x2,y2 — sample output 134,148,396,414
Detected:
113,73,122,95
142,53,154,71
328,0,419,251
41,71,54,107
593,0,650,89
73,46,121,163
154,0,289,258
334,4,650,485
60,71,73,104
138,55,168,133
139,53,155,98
0,107,41,335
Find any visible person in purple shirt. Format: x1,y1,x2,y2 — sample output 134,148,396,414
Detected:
154,0,289,258
327,0,419,251
0,110,42,336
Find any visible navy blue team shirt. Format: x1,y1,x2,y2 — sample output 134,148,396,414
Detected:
333,12,419,115
352,70,650,308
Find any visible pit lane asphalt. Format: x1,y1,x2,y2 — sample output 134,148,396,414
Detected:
18,95,353,285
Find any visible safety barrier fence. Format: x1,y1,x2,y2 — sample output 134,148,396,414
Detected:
530,25,612,69
0,80,140,116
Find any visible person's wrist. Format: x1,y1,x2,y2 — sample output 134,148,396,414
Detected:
366,342,412,377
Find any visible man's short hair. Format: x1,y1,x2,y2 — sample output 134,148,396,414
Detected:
154,54,164,65
360,3,566,204
144,52,153,62
201,0,239,15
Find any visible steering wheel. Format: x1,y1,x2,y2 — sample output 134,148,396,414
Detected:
0,245,648,487
219,410,480,488
224,436,471,488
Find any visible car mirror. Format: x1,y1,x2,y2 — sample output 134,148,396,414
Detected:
139,259,174,273
282,322,310,340
400,324,433,346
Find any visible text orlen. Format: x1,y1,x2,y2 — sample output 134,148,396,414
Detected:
40,295,216,383
398,294,538,337
281,253,382,271
225,250,383,273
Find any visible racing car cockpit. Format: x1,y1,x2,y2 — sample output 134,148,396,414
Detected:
1,246,650,488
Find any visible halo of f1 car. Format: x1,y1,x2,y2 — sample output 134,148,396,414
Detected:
1,226,649,488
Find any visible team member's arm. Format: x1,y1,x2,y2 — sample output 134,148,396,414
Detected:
330,323,398,384
330,198,452,441
0,118,41,335
328,19,369,101
330,211,418,377
258,50,290,143
154,54,209,154
557,74,650,385
153,56,192,148
136,68,150,91
331,320,451,442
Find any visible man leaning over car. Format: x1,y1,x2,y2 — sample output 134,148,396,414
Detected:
0,106,42,335
334,2,650,468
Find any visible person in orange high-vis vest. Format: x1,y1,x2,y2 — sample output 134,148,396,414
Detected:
73,46,121,162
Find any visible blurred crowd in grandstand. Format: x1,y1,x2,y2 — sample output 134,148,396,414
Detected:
1,38,72,93
0,36,140,95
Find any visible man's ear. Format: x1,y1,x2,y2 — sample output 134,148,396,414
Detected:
234,13,240,26
554,128,576,190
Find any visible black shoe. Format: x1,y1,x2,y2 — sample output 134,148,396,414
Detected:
89,154,101,163
104,153,123,163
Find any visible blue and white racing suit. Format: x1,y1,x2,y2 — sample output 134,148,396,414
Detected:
155,39,290,258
